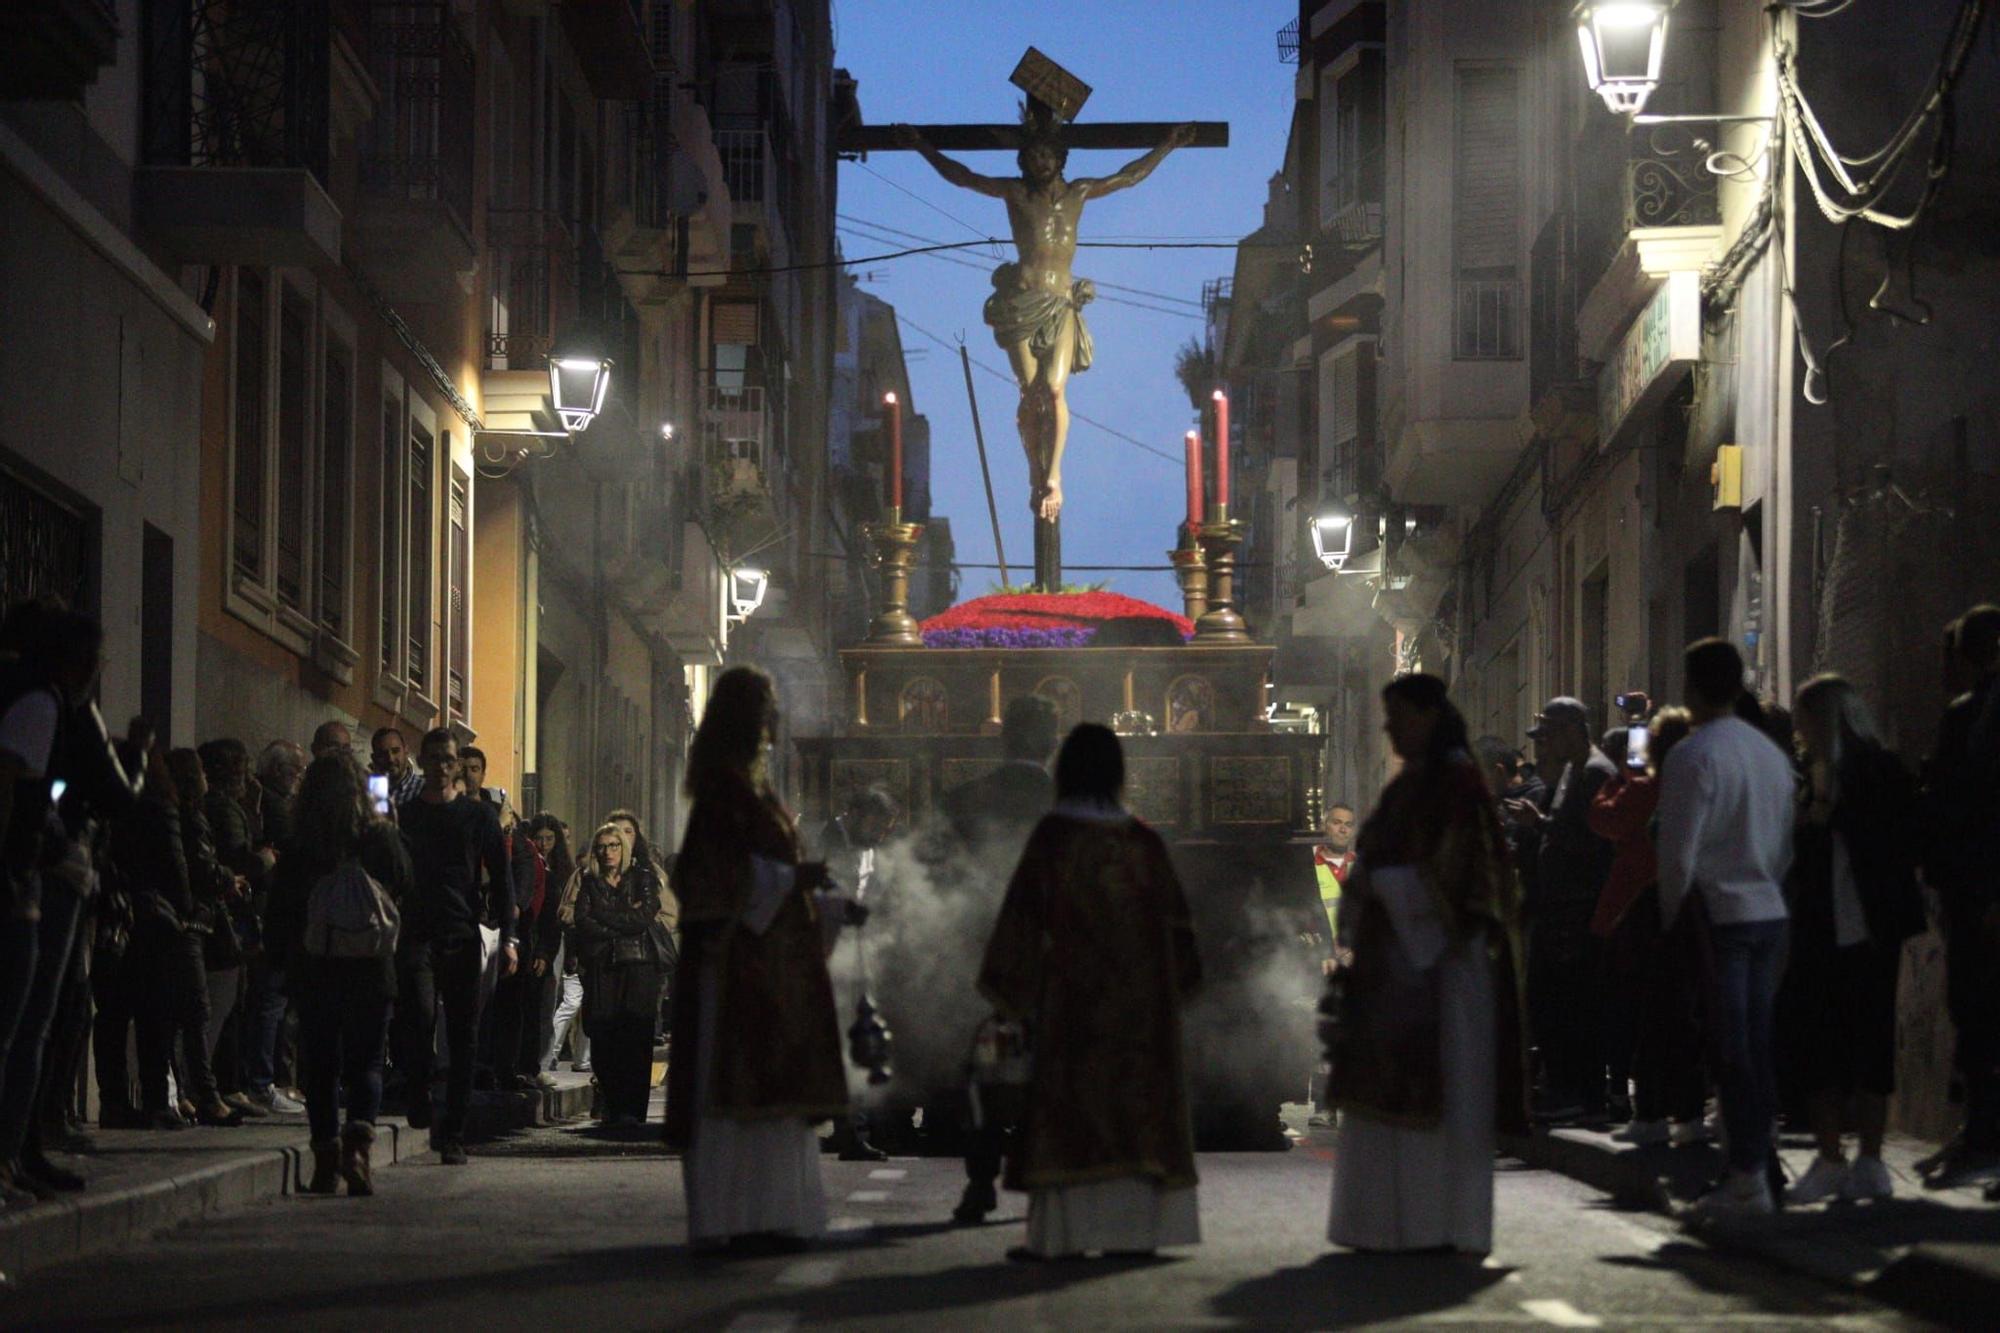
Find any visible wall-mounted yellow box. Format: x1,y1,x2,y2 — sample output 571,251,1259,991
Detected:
1712,444,1743,510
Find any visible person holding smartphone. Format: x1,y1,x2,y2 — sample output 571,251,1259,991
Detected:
1588,708,1701,1146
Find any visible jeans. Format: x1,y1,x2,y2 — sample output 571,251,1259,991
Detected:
491,964,544,1084
1707,917,1788,1174
239,957,288,1094
0,884,84,1158
1530,906,1604,1108
395,936,484,1141
299,968,390,1144
138,927,217,1112
544,968,588,1069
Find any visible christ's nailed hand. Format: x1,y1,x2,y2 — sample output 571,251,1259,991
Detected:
892,123,922,151
1168,122,1197,149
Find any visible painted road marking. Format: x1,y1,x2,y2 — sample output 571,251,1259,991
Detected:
1520,1299,1603,1328
826,1215,874,1234
867,1168,908,1180
775,1259,843,1288
846,1189,890,1203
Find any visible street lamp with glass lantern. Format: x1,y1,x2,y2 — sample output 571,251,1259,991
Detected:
1575,1,1674,116
1311,509,1356,572
548,330,613,434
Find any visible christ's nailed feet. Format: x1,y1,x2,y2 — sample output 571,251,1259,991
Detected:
1036,480,1064,522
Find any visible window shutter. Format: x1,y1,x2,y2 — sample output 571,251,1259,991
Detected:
713,302,759,346
1454,65,1521,273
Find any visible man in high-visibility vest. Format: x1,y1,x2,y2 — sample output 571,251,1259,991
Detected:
1307,802,1357,1127
1313,802,1358,961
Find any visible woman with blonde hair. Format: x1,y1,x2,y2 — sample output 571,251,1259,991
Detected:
1780,674,1923,1204
664,667,852,1254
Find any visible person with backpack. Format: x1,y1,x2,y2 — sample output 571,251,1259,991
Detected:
266,753,411,1196
394,728,515,1166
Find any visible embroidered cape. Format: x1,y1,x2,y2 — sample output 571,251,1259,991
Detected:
978,811,1201,1191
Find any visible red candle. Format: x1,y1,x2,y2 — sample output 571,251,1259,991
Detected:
1211,389,1230,511
1184,428,1203,529
884,391,903,513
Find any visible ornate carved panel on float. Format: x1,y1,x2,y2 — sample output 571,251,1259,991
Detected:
1209,755,1294,826
1124,756,1183,828
898,676,949,733
1164,674,1215,734
1033,675,1081,732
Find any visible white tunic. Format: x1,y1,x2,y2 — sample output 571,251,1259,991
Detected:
1327,865,1497,1256
683,961,828,1243
1027,1179,1201,1257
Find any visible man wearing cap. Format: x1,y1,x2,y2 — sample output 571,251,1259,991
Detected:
1506,698,1618,1123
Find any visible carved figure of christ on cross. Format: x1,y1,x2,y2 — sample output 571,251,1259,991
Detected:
891,119,1197,527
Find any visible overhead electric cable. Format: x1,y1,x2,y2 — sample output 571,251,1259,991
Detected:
891,312,1181,467
839,213,1208,309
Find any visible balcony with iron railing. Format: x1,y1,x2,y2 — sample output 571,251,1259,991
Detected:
1323,148,1386,252
350,0,477,297
713,118,793,265
1571,125,1725,357
134,0,342,267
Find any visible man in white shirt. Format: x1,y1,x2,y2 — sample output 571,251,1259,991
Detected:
1656,638,1795,1218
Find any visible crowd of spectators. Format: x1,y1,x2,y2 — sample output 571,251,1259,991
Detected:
1492,604,2000,1217
0,593,679,1207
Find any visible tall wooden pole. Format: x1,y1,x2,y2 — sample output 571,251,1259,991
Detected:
958,343,1010,587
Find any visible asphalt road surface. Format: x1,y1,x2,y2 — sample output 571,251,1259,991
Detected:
0,1116,1935,1331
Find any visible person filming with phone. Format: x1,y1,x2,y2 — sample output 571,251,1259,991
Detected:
1588,705,1703,1146
1508,698,1618,1123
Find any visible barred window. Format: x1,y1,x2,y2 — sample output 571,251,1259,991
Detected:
1453,64,1523,360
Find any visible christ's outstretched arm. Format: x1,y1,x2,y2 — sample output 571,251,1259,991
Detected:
893,124,1012,199
1079,122,1197,198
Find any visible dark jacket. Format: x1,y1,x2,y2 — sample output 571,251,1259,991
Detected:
397,793,515,947
266,819,413,1000
205,787,268,893
571,862,674,973
1922,673,2000,904
1794,742,1926,950
1531,750,1618,921
112,791,190,926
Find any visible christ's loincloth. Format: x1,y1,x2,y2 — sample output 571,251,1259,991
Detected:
983,264,1096,372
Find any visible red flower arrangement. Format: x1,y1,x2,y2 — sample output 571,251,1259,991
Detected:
920,591,1194,648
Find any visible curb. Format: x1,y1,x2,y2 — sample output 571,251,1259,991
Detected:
0,1081,594,1285
1505,1129,2000,1330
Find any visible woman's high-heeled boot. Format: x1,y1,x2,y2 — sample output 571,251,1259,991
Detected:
340,1122,376,1197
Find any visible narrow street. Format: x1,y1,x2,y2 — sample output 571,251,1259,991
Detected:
0,1115,1927,1331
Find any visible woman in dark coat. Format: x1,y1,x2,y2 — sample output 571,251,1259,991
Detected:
265,753,411,1196
572,825,671,1126
165,748,245,1114
1780,675,1925,1205
101,751,240,1129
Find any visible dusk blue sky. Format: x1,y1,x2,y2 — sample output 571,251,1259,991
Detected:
833,1,1297,608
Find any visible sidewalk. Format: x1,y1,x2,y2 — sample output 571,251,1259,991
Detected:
1506,1124,2000,1329
0,1072,596,1286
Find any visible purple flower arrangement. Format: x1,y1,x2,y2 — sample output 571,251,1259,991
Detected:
921,626,1098,649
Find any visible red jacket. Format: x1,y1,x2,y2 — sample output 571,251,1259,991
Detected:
1586,772,1660,937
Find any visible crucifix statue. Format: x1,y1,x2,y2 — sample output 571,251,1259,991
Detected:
849,49,1224,591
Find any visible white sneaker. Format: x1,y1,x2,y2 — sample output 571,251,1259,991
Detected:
1787,1156,1849,1206
1841,1155,1894,1202
1685,1168,1775,1221
1613,1118,1671,1146
1670,1118,1716,1148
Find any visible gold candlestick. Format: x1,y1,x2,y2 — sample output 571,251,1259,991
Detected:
1169,527,1208,626
863,509,925,647
1194,506,1249,643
